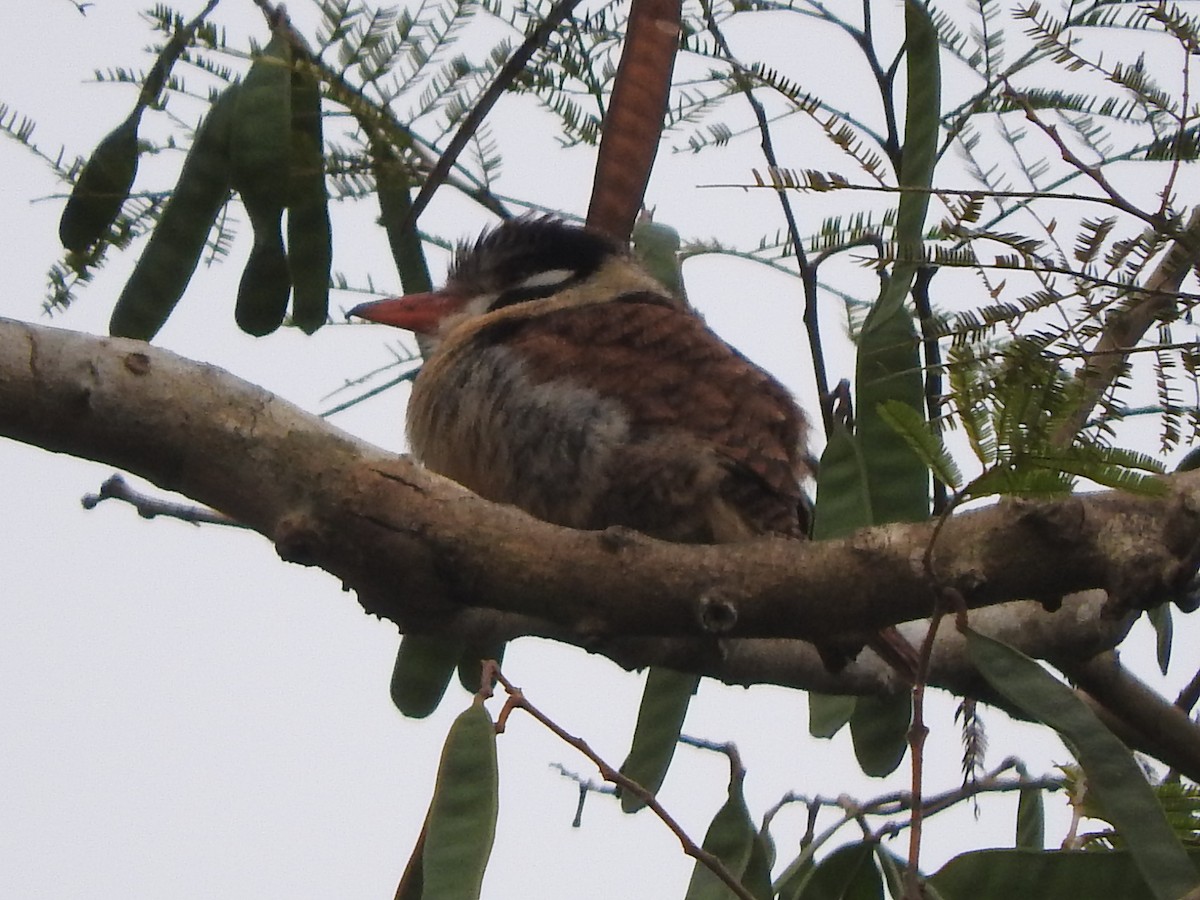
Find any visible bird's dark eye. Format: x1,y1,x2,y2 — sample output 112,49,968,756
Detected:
489,267,579,310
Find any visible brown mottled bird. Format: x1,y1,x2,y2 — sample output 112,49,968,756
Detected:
352,215,813,540
351,216,898,719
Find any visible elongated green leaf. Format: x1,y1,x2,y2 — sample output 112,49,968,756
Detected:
391,635,463,719
853,0,939,526
110,86,238,340
877,399,963,490
811,417,909,772
684,774,758,900
875,847,903,900
775,846,817,900
790,840,883,900
1147,606,1172,676
850,694,911,778
812,420,872,539
422,698,499,900
808,693,857,739
743,827,776,900
931,849,1200,900
619,667,699,812
1016,784,1045,850
966,630,1199,899
893,0,940,299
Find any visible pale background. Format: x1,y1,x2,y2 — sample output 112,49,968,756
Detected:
0,3,1186,898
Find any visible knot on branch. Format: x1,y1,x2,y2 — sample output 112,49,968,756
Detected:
274,511,322,566
698,592,738,634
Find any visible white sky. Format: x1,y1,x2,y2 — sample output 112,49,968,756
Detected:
1,2,1195,898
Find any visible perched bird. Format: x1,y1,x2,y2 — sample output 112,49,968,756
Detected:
351,215,813,544
351,216,907,717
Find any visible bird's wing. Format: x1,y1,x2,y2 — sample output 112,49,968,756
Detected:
492,294,812,540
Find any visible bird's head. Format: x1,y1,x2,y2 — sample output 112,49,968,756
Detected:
348,216,667,346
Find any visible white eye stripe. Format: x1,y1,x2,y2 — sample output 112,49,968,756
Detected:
516,268,576,290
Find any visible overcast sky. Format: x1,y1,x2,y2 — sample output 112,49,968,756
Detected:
1,3,1193,898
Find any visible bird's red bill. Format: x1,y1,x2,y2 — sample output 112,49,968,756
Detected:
348,291,466,335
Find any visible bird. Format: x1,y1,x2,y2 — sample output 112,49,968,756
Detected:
349,215,906,714
351,215,813,543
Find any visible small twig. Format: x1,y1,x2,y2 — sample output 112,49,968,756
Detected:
550,763,617,827
700,2,831,434
904,596,946,898
487,666,757,900
81,474,245,527
402,0,586,229
1008,87,1162,228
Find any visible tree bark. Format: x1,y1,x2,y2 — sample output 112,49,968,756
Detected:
1,315,1196,701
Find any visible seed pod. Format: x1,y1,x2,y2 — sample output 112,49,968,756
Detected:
109,86,238,340
59,111,142,253
285,60,330,334
231,31,292,336
422,699,499,900
235,222,291,336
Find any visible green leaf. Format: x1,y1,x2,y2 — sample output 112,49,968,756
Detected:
812,420,872,538
930,849,1200,900
775,847,817,900
849,694,911,778
1016,784,1045,850
421,698,499,900
790,840,883,900
743,827,777,900
391,635,463,719
966,629,1199,899
877,399,963,490
855,302,928,524
684,773,758,900
809,693,857,739
1147,605,1173,676
947,345,998,467
852,0,939,526
618,667,699,812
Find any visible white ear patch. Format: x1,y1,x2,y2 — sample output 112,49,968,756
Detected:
517,268,575,290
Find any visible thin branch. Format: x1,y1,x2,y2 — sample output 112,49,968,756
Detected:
699,2,831,434
1051,207,1200,444
403,0,586,227
489,666,757,900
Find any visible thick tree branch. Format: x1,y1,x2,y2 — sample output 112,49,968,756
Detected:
1,316,1197,700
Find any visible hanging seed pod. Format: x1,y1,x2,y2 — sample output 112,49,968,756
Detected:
231,31,292,336
421,699,499,900
109,86,238,340
286,60,330,334
59,111,142,253
59,2,219,255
